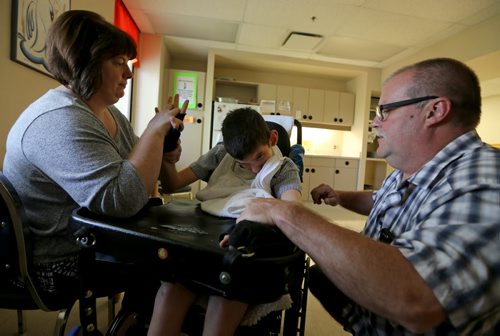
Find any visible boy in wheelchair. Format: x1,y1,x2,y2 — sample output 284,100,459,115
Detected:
150,107,302,335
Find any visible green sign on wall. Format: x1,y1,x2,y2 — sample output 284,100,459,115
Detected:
172,71,197,109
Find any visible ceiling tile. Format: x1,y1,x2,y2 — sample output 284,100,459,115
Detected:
124,0,500,69
238,24,286,49
337,7,453,46
243,0,359,34
318,36,405,62
124,0,247,20
147,13,239,42
363,0,499,23
164,36,235,60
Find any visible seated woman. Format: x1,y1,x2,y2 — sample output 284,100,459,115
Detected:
2,10,186,320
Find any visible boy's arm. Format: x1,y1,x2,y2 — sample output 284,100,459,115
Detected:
280,189,302,202
159,162,198,193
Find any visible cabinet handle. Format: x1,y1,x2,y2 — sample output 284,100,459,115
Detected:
305,168,310,173
311,168,315,173
302,115,307,119
333,118,338,122
345,161,349,166
308,115,313,120
339,118,343,123
196,118,202,124
335,169,340,174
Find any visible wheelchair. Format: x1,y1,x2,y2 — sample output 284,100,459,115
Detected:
0,172,118,336
67,115,309,335
105,115,308,335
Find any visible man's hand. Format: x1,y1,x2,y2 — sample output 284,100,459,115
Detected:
310,183,341,206
237,198,281,225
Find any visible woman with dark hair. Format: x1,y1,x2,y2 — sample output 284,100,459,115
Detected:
3,10,185,317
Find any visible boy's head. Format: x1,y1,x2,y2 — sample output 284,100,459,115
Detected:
221,108,278,173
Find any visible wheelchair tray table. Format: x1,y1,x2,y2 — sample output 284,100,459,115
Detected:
71,199,304,304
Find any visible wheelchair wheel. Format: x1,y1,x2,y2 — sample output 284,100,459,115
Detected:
106,309,148,336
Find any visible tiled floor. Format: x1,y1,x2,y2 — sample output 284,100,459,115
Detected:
0,202,366,335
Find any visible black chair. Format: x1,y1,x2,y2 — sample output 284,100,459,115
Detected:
0,172,117,335
184,256,310,336
178,117,309,335
100,117,309,335
264,115,305,182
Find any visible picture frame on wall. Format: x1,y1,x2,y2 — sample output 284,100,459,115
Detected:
10,0,71,77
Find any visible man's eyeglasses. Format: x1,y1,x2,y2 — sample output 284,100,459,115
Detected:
375,96,438,121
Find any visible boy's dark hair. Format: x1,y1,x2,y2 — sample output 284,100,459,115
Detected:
46,10,137,100
221,108,270,160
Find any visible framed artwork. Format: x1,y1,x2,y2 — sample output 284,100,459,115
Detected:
10,0,71,77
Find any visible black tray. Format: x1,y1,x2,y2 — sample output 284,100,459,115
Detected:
71,200,304,304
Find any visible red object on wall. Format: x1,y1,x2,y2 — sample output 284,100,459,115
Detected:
114,0,140,67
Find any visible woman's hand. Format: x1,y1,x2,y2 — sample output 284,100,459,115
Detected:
154,94,189,135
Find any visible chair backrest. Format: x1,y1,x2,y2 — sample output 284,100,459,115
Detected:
262,114,302,145
263,116,305,181
0,172,49,311
265,121,291,157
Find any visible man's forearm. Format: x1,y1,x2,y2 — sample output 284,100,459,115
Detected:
274,202,445,332
337,191,373,215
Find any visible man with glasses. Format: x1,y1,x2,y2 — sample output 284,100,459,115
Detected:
238,58,500,335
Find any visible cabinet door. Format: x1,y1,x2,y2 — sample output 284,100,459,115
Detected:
309,166,335,201
293,87,309,119
307,89,324,122
323,90,340,123
301,157,311,201
276,85,294,115
334,168,358,190
333,159,358,190
258,83,277,103
338,92,355,125
304,157,335,201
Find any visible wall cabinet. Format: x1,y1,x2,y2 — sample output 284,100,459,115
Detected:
258,83,277,102
338,93,355,125
258,84,355,127
293,87,309,118
298,89,354,127
323,91,354,126
304,89,324,122
276,85,294,115
302,156,359,201
215,80,258,104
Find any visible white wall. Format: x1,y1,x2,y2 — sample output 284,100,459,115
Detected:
478,95,500,145
0,0,114,169
382,13,500,80
380,13,500,147
132,33,163,135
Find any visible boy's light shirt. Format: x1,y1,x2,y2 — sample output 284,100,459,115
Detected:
197,146,283,217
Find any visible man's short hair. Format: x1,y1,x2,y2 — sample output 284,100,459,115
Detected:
390,58,481,128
